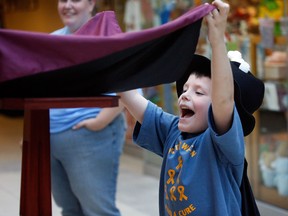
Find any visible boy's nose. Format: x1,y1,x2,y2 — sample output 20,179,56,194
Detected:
181,92,190,101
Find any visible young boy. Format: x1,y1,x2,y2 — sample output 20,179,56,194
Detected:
119,0,264,215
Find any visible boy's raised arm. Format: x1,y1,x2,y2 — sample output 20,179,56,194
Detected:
206,0,234,134
118,90,148,124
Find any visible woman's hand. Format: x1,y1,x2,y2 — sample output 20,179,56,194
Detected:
72,105,124,131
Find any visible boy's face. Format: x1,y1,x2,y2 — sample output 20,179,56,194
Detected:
177,74,211,134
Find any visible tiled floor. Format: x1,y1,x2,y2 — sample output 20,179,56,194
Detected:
0,114,159,216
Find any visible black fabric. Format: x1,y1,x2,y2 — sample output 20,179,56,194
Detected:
240,159,261,216
0,20,202,99
230,62,265,136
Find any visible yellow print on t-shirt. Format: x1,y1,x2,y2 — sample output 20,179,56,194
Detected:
167,169,176,185
166,168,188,202
166,185,188,201
165,203,196,216
176,156,183,170
165,141,197,215
169,142,180,154
168,141,196,157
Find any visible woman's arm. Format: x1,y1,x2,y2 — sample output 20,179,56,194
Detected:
72,104,125,131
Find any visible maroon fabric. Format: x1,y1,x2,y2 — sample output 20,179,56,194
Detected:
0,4,213,83
0,4,216,99
74,10,123,36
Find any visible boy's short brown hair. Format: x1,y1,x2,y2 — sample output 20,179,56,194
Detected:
176,54,264,136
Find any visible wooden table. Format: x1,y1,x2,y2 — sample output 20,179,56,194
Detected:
0,97,119,216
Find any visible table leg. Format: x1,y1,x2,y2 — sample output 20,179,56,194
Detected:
20,109,52,216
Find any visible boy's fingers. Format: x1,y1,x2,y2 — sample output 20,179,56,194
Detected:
208,11,213,17
205,12,214,21
211,8,219,17
212,0,230,15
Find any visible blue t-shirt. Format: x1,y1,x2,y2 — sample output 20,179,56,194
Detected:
133,102,245,216
50,108,102,133
51,26,71,35
49,26,143,134
49,26,113,133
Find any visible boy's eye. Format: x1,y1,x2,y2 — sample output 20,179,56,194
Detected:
196,91,204,95
181,88,187,94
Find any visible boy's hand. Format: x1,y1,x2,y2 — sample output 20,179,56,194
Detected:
205,0,230,46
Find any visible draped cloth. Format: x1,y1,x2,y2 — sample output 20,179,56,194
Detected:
0,4,214,98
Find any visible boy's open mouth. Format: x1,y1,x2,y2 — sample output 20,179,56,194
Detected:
181,108,195,118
